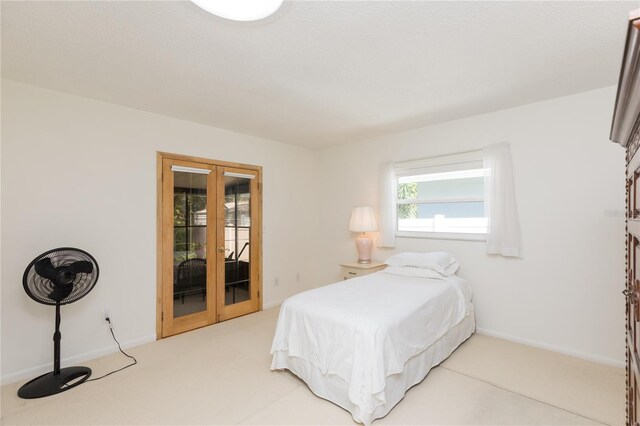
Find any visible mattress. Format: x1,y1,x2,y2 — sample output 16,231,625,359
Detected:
271,271,474,424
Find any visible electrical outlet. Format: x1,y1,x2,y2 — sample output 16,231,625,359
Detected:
274,277,279,286
103,308,110,324
296,273,300,282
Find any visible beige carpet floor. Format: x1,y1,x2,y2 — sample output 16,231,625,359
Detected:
1,307,625,425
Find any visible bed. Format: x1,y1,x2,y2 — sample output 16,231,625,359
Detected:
270,252,475,425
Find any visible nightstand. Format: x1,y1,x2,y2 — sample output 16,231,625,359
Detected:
339,261,386,280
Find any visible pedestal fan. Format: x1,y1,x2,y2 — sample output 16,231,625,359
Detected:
18,247,99,399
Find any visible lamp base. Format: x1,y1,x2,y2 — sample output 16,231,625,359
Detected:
355,234,373,264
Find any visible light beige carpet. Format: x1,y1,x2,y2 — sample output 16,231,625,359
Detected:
1,308,624,425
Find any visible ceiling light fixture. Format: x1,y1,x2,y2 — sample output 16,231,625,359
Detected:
191,0,284,22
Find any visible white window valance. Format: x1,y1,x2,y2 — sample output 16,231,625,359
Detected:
394,151,482,178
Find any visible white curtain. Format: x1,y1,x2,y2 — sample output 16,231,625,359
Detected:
378,161,396,248
483,143,522,257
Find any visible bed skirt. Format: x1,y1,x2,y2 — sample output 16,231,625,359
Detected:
271,308,476,425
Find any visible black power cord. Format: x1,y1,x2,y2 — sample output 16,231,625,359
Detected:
86,317,137,382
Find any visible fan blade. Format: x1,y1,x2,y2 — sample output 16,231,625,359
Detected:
67,260,93,274
34,258,58,281
48,284,74,302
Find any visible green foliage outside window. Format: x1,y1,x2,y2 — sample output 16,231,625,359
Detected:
397,183,418,219
174,193,207,263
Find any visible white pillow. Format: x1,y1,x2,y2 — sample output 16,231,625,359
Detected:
384,252,459,276
383,266,444,279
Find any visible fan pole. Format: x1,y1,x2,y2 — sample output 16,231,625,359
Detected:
53,303,61,375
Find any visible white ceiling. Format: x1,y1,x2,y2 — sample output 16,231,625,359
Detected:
1,1,636,148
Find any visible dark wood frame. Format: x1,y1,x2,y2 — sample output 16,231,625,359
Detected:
611,9,640,425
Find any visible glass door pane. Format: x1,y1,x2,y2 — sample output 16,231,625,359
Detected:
224,175,251,306
217,166,260,321
173,171,208,318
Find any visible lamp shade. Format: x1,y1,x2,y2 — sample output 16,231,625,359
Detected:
349,206,378,233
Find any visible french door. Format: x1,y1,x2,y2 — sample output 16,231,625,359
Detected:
158,154,261,338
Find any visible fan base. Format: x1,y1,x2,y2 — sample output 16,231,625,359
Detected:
18,366,91,399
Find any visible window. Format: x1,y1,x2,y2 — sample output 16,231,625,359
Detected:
395,152,488,240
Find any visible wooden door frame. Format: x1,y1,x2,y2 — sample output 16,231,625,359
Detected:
156,152,263,339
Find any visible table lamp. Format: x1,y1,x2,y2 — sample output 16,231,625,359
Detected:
349,206,378,264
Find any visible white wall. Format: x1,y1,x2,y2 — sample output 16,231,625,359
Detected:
0,80,626,384
315,86,626,366
0,80,320,383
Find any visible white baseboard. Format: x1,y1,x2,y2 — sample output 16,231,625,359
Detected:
263,298,286,310
476,327,625,369
1,333,156,386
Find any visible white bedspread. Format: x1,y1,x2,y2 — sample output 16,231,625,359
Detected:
270,271,472,421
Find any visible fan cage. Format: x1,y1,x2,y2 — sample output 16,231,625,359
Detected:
23,248,99,306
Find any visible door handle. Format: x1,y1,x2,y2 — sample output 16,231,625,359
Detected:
218,247,226,253
623,289,638,304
